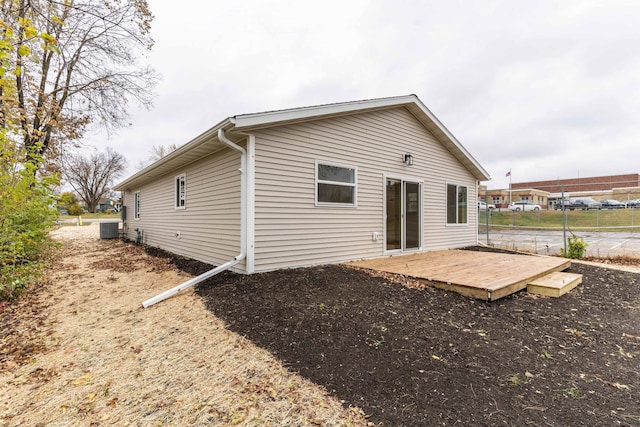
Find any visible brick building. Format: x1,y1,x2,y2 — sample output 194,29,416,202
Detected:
510,174,640,193
483,173,640,209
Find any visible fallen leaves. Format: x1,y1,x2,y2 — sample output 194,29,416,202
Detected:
72,373,93,386
0,289,50,373
1,225,372,426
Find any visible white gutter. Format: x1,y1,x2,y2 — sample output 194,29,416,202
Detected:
142,128,247,308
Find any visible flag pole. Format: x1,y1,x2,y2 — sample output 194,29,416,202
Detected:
507,169,512,205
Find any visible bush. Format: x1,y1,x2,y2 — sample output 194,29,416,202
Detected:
59,191,83,216
0,144,59,301
561,235,588,259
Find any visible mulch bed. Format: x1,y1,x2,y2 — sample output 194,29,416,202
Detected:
153,248,640,424
3,242,639,425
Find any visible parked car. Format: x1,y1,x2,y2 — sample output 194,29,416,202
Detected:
508,201,541,211
553,199,572,210
627,199,640,208
478,201,496,211
569,197,602,210
599,199,624,209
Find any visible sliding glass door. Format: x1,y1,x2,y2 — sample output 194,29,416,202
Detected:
386,179,422,252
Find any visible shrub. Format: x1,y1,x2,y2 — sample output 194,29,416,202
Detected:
59,191,83,216
561,235,588,259
0,143,59,301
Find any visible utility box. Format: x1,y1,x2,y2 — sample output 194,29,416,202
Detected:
100,222,120,239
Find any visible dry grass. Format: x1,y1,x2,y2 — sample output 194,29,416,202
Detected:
0,224,370,426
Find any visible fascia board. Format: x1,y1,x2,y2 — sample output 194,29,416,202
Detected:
408,99,491,182
233,94,491,182
231,95,418,129
114,118,234,191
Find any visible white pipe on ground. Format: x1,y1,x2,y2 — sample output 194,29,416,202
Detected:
141,257,242,308
141,128,248,308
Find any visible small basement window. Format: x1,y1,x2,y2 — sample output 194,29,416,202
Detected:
446,184,467,224
134,191,141,219
175,174,186,209
316,161,357,206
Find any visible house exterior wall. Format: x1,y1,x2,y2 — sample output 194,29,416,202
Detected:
122,148,243,270
252,107,478,272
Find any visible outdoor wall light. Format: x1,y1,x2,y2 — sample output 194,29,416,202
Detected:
404,153,414,166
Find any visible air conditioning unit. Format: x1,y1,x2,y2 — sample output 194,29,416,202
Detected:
100,222,119,239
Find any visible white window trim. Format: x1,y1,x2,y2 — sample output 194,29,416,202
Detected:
446,183,469,226
175,173,186,210
134,190,141,220
314,160,358,207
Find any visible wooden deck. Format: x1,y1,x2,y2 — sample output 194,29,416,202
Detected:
348,250,572,301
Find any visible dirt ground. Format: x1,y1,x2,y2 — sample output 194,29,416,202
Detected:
188,254,640,426
2,226,639,426
0,224,369,426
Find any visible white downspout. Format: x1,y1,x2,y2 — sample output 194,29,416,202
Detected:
141,128,247,308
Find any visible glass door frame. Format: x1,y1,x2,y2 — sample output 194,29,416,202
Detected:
384,175,424,254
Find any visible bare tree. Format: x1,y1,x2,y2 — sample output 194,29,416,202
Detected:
0,0,157,168
64,147,126,213
148,144,180,162
135,143,180,170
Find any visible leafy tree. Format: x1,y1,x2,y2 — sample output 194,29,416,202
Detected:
0,138,58,301
58,191,82,215
63,147,126,213
0,4,58,301
0,0,157,169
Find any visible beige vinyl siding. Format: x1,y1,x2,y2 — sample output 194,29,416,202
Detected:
252,107,477,272
121,148,243,270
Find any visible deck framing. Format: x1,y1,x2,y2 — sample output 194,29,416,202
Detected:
348,250,571,301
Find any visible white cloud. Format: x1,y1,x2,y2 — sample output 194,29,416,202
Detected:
76,0,640,189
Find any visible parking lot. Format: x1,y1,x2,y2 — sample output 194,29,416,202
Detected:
480,228,640,257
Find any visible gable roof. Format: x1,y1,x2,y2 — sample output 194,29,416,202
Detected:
115,94,490,190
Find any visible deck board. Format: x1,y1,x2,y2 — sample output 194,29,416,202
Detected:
348,250,571,301
527,272,583,297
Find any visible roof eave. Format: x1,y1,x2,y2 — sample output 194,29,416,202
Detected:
114,118,235,191
114,94,491,190
405,98,490,182
231,94,419,130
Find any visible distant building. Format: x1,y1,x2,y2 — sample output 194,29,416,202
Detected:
510,173,640,194
482,173,640,209
479,186,549,209
97,198,121,213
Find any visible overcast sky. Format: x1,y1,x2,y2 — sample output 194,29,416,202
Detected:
82,0,640,190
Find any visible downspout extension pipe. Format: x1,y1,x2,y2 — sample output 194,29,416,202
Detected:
141,128,247,308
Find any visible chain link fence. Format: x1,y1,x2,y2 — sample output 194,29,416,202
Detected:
478,178,640,258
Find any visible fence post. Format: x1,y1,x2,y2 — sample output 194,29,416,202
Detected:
485,192,489,245
562,185,567,255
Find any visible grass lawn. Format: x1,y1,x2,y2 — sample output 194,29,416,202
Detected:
480,208,640,230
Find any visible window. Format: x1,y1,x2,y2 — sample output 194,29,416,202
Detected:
492,196,501,205
446,184,467,224
134,191,141,219
175,174,186,209
315,161,357,206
